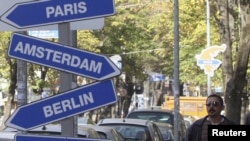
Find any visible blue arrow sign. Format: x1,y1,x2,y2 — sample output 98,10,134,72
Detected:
6,79,117,131
8,33,121,81
15,134,111,141
1,0,115,29
197,59,221,65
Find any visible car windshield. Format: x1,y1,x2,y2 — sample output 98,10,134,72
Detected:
99,124,151,141
127,112,173,125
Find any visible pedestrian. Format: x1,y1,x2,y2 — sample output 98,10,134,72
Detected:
245,112,250,125
244,106,250,125
185,94,235,141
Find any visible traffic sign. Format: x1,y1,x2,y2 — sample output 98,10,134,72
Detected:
1,0,115,29
28,30,58,39
0,0,105,31
195,44,226,76
6,79,117,131
15,134,111,141
8,33,121,80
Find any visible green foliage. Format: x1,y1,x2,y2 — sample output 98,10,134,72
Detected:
0,32,11,80
0,0,228,95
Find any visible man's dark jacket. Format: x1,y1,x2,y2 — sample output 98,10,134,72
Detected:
185,115,235,141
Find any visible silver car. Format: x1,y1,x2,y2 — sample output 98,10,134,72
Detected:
0,124,102,140
97,118,164,141
126,108,187,141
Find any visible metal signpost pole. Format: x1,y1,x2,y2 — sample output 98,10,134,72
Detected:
16,31,27,108
16,31,28,135
206,0,211,96
173,0,180,140
71,30,78,136
16,60,27,107
58,23,76,137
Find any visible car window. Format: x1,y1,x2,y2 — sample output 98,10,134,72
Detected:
96,131,107,139
151,123,163,141
110,129,125,141
157,126,173,141
126,111,187,141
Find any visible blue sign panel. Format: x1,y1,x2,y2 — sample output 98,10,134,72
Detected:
1,0,115,28
8,33,121,80
15,134,111,141
149,73,165,82
28,30,58,39
6,79,117,131
197,59,221,65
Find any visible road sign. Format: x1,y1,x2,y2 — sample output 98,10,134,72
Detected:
8,33,121,80
0,0,104,31
195,44,226,76
28,30,58,39
6,79,117,131
149,72,165,81
15,134,111,141
1,0,115,29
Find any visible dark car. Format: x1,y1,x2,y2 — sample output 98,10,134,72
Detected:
97,118,164,141
126,107,187,141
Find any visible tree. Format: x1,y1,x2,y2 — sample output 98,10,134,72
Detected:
0,32,17,130
213,0,250,124
225,1,250,124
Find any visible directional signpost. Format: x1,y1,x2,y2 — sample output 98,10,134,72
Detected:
8,33,121,80
195,44,226,77
1,0,115,29
6,79,117,131
3,0,119,139
15,134,111,141
0,0,105,31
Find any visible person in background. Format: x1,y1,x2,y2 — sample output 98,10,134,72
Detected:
185,94,235,141
244,106,250,125
0,89,4,116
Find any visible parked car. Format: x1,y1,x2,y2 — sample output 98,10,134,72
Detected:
97,118,164,141
78,116,96,125
1,124,101,141
0,131,15,141
126,107,187,141
154,122,174,141
79,124,125,141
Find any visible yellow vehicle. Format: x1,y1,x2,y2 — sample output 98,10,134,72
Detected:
162,96,207,119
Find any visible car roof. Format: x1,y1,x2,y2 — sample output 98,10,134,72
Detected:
154,122,173,128
128,107,174,113
79,124,115,132
97,118,152,126
0,131,15,141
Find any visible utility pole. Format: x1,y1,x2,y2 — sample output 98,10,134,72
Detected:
173,0,180,141
206,0,211,96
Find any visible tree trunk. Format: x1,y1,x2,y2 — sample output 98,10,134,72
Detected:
225,1,250,123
